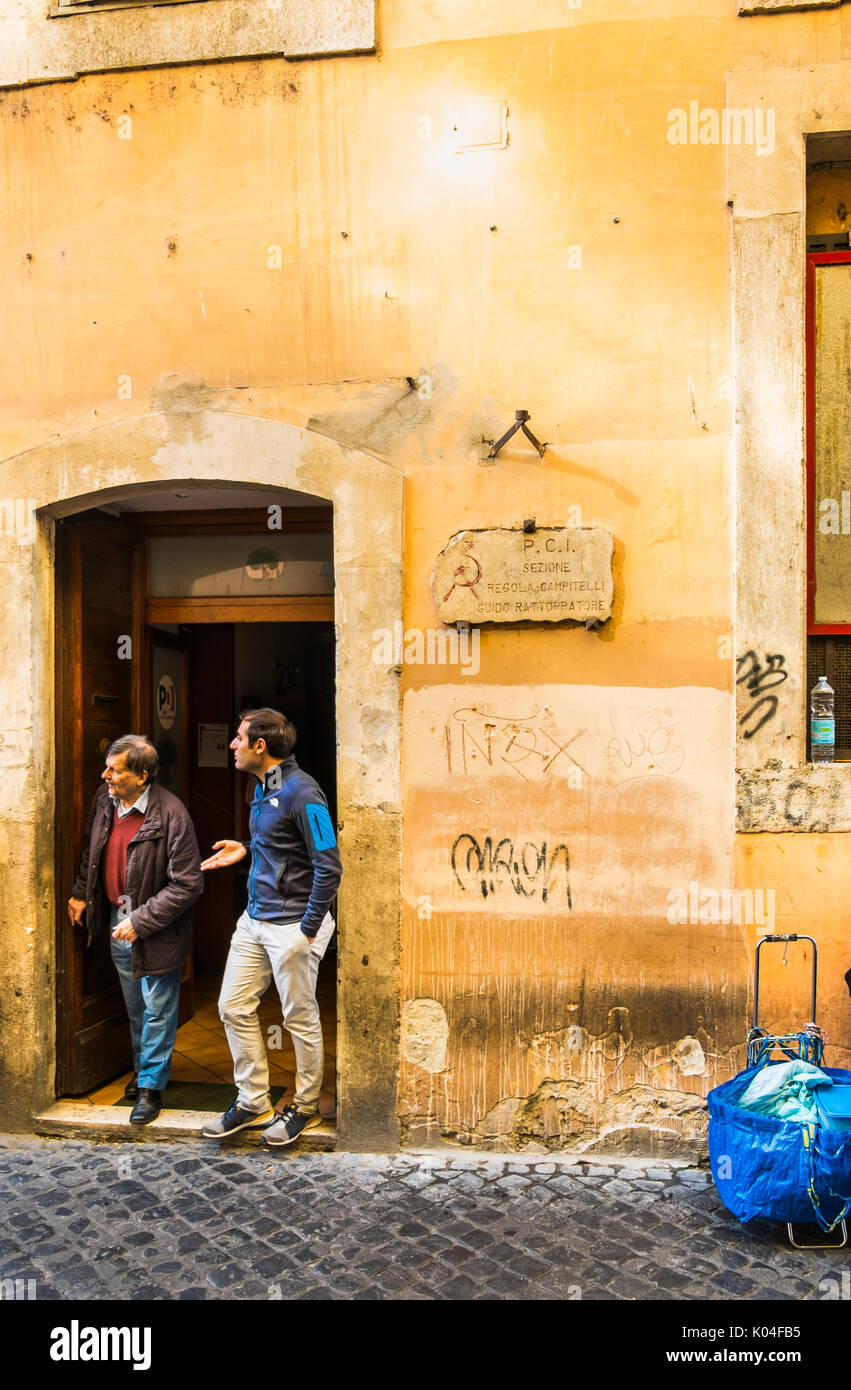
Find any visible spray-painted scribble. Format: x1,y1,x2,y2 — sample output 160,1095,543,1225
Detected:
446,705,588,783
450,833,571,904
605,709,684,776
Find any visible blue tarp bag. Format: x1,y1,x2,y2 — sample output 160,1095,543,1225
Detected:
708,1063,851,1229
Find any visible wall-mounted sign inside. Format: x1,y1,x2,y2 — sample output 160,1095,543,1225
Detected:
198,722,230,768
431,526,614,626
156,673,177,730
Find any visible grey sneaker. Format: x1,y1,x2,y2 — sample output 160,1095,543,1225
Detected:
262,1103,322,1147
200,1101,275,1138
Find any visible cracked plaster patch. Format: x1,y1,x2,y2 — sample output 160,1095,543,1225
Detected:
402,998,449,1073
473,1078,707,1151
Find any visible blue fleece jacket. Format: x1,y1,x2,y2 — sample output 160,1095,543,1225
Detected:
244,758,342,936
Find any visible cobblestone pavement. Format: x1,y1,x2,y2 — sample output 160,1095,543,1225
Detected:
0,1135,847,1302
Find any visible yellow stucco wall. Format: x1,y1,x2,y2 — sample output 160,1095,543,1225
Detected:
3,0,851,1147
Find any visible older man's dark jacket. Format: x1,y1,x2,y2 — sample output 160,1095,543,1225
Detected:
72,782,203,981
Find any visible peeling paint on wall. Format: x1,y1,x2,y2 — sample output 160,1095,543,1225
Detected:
470,1079,709,1159
643,1035,707,1078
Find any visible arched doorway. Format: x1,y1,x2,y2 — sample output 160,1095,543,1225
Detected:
1,410,403,1151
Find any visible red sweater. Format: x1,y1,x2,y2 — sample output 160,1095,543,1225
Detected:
101,806,144,907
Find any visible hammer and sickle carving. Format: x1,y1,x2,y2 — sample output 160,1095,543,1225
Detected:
443,538,483,601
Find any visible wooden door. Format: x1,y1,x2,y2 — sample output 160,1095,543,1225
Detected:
55,517,145,1094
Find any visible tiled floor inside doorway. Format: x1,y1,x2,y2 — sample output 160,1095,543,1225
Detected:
83,961,337,1122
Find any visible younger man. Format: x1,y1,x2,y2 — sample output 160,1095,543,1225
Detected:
200,708,341,1145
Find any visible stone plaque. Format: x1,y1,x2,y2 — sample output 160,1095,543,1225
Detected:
431,527,614,626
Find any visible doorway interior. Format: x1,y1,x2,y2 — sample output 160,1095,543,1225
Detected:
54,488,338,1127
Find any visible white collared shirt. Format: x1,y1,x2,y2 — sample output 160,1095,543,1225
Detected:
112,784,151,819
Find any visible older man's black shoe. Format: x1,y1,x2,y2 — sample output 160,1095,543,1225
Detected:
124,1074,139,1100
129,1089,162,1125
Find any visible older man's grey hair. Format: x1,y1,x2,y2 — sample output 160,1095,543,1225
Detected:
105,735,159,786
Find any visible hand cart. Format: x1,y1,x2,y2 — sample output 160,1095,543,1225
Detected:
708,934,850,1249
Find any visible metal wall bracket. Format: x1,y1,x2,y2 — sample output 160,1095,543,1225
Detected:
488,410,547,459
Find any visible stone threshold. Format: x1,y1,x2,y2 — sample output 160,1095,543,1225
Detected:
33,1100,336,1149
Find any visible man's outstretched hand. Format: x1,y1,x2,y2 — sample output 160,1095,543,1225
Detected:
201,840,247,871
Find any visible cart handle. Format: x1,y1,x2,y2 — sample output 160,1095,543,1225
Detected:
753,934,818,1033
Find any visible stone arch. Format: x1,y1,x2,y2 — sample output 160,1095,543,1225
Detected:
0,410,402,1147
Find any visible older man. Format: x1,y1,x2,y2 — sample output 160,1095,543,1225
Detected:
67,735,203,1124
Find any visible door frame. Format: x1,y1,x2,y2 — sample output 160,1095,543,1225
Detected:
147,596,334,624
54,518,146,1095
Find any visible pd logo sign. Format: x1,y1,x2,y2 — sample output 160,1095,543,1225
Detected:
157,674,177,731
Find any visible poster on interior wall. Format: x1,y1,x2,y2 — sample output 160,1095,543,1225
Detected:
198,723,230,768
151,640,188,804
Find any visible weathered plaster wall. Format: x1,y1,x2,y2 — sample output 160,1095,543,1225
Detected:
737,833,851,1063
0,0,374,88
401,683,737,1156
2,2,851,1145
0,523,55,1133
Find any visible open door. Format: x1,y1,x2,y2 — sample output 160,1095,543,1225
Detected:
55,517,146,1094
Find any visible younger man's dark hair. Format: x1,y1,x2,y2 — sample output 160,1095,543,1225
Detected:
239,707,296,759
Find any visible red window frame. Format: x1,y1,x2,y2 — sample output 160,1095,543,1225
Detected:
807,249,851,634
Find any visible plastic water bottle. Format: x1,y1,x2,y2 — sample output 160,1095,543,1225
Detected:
811,676,835,763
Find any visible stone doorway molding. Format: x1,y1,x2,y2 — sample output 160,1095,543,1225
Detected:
730,62,851,833
0,408,402,1147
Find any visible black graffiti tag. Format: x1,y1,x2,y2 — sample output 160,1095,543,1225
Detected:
737,772,832,833
736,650,788,739
450,834,571,906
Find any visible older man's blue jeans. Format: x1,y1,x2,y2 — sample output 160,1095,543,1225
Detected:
109,906,182,1092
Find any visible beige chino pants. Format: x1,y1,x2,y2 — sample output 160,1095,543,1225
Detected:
218,910,336,1114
